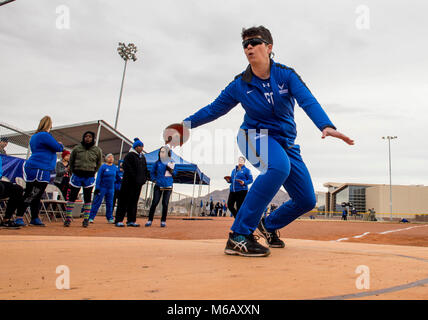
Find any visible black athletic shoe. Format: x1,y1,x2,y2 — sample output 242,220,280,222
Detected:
0,220,21,229
224,232,270,257
64,218,71,227
82,219,89,228
257,217,285,248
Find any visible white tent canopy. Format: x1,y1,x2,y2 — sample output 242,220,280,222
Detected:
1,120,134,160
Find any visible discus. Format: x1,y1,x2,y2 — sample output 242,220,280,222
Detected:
163,123,190,147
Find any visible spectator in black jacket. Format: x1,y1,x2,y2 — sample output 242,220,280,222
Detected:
0,156,24,228
114,138,149,227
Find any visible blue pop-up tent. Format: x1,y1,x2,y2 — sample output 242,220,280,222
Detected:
144,148,210,217
145,148,210,185
0,154,25,183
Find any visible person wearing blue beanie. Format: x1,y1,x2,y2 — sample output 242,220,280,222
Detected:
114,138,149,227
132,138,144,149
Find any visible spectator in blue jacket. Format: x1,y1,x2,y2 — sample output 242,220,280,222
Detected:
175,26,354,257
342,208,348,221
89,154,119,223
15,116,64,227
0,155,24,228
146,146,176,227
225,156,253,218
112,160,124,210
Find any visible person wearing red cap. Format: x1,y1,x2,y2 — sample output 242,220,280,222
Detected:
54,149,71,200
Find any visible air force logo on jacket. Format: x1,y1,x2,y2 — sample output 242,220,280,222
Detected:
184,59,336,148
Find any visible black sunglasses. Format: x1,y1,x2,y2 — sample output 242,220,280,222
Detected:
242,38,269,49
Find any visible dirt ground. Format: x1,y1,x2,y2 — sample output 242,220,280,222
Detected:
1,217,427,300
1,217,427,247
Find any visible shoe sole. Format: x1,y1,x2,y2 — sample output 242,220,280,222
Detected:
29,224,46,227
224,249,270,257
268,243,286,248
0,226,21,229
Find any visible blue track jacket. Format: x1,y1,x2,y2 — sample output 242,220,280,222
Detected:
183,59,336,148
150,160,177,188
228,165,253,192
95,163,119,190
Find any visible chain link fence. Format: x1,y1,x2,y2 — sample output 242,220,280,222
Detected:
0,122,31,159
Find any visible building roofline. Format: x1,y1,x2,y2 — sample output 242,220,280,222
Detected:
323,182,426,189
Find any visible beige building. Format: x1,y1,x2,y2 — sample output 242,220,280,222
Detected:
366,184,428,215
323,182,428,219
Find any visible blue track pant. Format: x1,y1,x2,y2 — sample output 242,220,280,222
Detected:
231,129,316,235
89,187,115,221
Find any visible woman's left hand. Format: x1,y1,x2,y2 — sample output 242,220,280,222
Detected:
322,127,354,145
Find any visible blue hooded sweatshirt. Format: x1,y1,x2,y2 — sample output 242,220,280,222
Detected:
183,59,336,148
25,132,64,171
228,165,253,192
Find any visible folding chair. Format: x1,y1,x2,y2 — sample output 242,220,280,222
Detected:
41,184,67,222
0,198,7,223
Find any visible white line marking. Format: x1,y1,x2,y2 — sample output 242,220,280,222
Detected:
353,232,370,239
333,225,428,242
378,226,422,235
335,238,349,242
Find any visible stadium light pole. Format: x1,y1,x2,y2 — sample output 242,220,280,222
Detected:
115,42,137,130
0,0,16,7
382,136,398,221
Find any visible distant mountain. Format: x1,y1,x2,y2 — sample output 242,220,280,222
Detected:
170,187,290,206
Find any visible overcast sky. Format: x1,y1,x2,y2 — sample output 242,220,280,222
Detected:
1,0,427,196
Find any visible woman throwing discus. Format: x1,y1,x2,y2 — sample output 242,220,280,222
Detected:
168,26,354,257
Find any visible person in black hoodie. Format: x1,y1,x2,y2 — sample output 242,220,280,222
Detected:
114,138,149,227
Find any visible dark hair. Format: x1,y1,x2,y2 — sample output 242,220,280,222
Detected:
154,146,173,177
158,146,172,160
241,25,273,45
